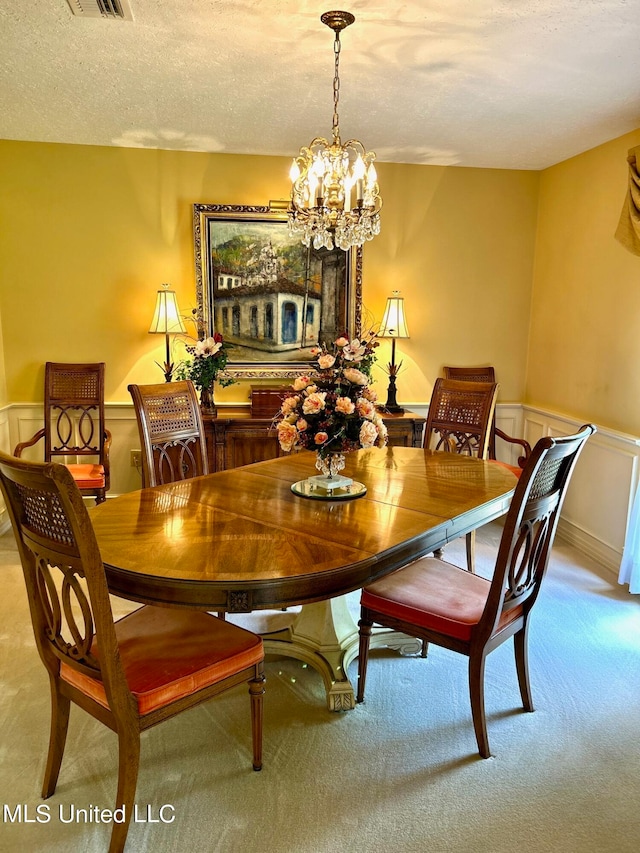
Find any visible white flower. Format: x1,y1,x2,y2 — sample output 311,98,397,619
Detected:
343,367,369,385
359,420,379,448
342,339,366,362
194,337,222,358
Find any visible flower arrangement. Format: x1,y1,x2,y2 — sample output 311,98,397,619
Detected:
175,332,236,391
276,332,388,461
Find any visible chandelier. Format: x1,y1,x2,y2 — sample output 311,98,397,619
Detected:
288,11,382,252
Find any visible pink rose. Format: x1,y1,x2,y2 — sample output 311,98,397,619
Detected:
359,420,379,448
314,431,329,445
302,391,327,415
293,375,312,391
335,396,355,415
277,421,298,452
281,395,300,415
296,418,308,431
335,336,349,347
356,398,376,419
318,354,336,370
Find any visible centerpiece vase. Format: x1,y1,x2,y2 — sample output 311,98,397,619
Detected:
309,452,353,492
316,452,347,480
199,383,217,416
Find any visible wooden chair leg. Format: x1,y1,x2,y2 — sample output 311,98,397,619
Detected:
42,681,71,798
356,617,373,703
514,624,534,712
465,530,476,573
469,653,490,759
109,728,141,853
249,669,266,771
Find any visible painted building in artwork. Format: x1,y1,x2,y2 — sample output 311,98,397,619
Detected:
212,242,321,351
214,283,320,352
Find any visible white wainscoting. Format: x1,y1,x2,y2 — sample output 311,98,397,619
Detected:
401,402,635,578
1,401,636,579
522,405,640,577
0,402,144,531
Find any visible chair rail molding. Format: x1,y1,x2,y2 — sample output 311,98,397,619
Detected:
2,400,636,577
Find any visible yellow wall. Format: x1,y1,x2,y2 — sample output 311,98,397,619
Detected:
0,140,537,407
528,129,640,434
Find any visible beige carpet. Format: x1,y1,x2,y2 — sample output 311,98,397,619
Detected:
1,525,639,853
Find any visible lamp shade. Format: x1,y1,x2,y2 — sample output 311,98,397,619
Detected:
378,293,410,339
149,284,186,335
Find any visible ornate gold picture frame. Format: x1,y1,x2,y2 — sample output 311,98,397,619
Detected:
193,203,363,379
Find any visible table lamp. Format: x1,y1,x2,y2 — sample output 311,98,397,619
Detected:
378,291,410,413
149,283,186,382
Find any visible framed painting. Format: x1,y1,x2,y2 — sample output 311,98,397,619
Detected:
193,203,363,379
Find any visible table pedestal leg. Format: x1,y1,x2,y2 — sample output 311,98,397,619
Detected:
231,597,422,711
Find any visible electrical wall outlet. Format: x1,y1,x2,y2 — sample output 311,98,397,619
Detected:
130,450,142,468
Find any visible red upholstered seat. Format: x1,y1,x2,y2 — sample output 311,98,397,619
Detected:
61,607,263,715
0,450,265,853
67,463,106,489
357,425,596,758
362,558,522,643
13,362,111,504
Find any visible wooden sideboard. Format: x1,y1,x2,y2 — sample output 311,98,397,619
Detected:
203,407,425,472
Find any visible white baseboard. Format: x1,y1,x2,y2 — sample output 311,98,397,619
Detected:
556,517,620,578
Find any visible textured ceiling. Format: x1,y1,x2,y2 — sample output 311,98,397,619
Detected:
1,0,639,170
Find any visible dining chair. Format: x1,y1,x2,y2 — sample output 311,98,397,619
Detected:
424,377,499,571
0,450,265,853
357,423,596,758
128,380,208,488
13,362,111,504
443,365,531,474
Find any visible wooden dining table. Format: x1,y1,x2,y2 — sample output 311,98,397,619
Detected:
90,447,517,710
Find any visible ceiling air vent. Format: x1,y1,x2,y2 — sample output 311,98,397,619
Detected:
66,0,133,21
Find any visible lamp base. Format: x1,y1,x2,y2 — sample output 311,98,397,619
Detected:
383,375,404,414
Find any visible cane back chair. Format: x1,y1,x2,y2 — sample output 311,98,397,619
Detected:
0,450,265,853
13,362,111,504
443,366,531,473
357,424,595,758
128,380,208,488
424,377,499,571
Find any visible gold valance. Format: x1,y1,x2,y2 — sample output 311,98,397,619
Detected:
615,145,640,256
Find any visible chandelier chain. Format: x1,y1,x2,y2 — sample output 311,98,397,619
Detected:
332,32,341,144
